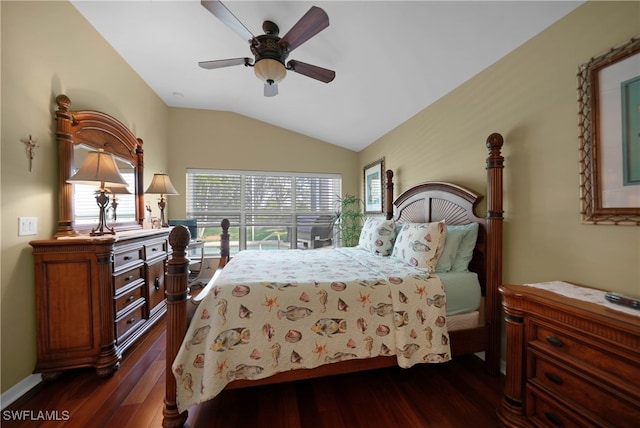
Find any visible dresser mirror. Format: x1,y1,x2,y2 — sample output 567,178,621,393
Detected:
72,144,137,226
55,94,145,236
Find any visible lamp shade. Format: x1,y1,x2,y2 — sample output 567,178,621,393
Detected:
67,148,129,188
254,58,286,84
145,173,178,195
105,186,132,195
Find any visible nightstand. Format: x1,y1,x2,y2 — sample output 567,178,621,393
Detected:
498,282,640,427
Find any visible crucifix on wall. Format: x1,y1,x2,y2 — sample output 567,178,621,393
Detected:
21,135,39,172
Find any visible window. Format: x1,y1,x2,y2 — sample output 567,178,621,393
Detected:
186,169,341,255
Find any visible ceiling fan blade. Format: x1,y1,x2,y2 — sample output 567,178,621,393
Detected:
201,0,254,42
287,60,335,83
279,6,329,52
198,57,251,70
264,82,279,97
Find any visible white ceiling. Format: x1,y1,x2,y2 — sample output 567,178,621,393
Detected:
71,0,583,152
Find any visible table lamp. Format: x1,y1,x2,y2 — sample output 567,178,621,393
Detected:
145,173,178,227
67,148,129,236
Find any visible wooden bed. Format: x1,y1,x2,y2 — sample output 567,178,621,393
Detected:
162,133,504,427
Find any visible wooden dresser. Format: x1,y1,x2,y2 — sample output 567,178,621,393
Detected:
498,283,640,428
30,229,170,378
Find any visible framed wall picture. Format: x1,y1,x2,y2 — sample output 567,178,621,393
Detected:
578,36,640,225
363,158,384,214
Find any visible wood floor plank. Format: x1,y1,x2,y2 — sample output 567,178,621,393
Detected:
122,359,165,405
121,378,166,428
3,318,504,428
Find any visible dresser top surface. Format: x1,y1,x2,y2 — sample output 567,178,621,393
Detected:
30,228,170,247
501,283,640,330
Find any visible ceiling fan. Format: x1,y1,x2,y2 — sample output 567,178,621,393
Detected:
198,0,336,97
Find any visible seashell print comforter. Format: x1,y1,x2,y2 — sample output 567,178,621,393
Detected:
173,247,451,411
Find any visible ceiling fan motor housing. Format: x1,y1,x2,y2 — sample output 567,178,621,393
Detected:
251,30,289,84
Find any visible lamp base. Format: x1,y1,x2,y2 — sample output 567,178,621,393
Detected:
158,197,168,228
91,191,115,236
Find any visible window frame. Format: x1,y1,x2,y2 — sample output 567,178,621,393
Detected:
185,169,341,254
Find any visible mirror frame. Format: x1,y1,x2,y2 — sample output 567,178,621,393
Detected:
54,94,144,236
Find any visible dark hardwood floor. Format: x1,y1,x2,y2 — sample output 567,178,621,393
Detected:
3,318,504,427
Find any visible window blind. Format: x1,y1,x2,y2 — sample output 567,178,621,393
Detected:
186,169,341,250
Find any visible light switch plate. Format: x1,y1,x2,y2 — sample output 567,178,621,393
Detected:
18,217,38,236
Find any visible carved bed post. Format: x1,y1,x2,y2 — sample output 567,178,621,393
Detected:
485,132,504,376
385,170,394,220
54,95,76,237
218,218,231,269
163,226,190,428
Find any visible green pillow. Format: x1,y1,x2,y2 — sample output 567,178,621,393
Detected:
434,227,466,273
449,223,479,272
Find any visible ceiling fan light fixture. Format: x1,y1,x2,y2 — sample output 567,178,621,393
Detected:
254,58,286,84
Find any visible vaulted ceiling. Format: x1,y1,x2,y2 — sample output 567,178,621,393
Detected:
71,1,583,151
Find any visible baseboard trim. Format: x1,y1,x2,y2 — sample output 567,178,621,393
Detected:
0,374,42,410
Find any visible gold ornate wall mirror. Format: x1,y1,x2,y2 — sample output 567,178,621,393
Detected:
55,94,144,236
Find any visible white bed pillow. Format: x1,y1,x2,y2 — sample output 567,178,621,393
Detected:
391,220,447,272
358,217,396,256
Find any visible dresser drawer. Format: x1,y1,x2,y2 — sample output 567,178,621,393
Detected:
147,259,166,313
113,247,144,271
116,304,145,342
113,266,145,293
145,240,167,261
526,384,598,428
530,352,640,426
114,284,144,316
531,322,640,386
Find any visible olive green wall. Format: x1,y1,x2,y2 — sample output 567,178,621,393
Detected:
165,108,359,220
0,1,171,393
359,1,640,296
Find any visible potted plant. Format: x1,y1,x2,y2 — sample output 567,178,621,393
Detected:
332,194,365,247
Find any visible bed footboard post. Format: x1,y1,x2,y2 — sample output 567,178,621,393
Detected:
485,132,504,376
163,226,190,428
218,218,230,268
385,170,394,220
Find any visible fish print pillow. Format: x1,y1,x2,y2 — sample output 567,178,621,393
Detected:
358,217,396,256
391,220,447,273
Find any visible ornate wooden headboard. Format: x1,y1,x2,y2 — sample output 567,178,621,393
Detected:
392,181,487,291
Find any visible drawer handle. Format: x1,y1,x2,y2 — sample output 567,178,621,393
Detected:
127,295,135,303
545,335,564,347
124,255,132,261
545,412,563,426
154,277,161,291
126,317,136,325
126,275,134,281
545,372,563,385
151,247,158,252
